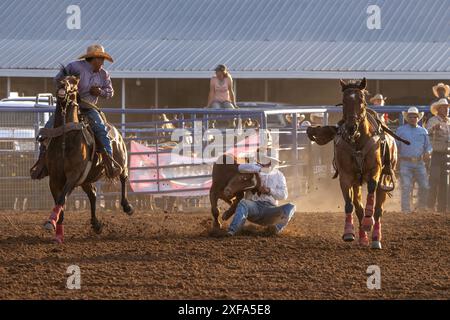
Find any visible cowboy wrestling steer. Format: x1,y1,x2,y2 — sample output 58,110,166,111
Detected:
209,154,261,229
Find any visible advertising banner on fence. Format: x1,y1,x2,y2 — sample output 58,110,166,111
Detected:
129,131,261,196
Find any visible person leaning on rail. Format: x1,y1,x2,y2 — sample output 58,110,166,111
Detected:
395,107,432,214
426,98,450,213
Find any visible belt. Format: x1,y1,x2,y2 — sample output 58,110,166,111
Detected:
400,156,422,162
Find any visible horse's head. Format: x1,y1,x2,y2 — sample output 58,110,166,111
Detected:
56,65,80,109
339,78,368,140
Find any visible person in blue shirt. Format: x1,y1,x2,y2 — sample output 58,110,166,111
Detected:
396,107,432,213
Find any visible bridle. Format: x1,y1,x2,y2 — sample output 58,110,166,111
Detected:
57,78,79,159
341,87,367,144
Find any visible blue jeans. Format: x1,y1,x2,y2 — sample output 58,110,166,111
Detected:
399,160,429,212
210,101,235,109
45,109,113,155
228,200,296,235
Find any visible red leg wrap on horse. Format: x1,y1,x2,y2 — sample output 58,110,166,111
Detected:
345,214,353,224
365,193,375,216
373,222,381,241
358,229,369,246
49,205,63,222
55,224,64,243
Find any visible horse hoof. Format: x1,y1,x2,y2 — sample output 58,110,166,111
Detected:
371,241,382,250
359,237,370,247
342,233,355,242
44,220,56,231
92,222,103,234
53,236,64,244
123,204,135,216
358,230,369,246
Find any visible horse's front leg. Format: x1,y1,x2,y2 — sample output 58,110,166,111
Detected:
340,177,355,242
82,183,102,234
371,188,386,249
353,184,368,246
45,178,78,243
45,179,75,232
362,175,379,232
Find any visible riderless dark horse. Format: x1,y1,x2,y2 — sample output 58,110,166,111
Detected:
39,67,134,243
307,78,410,249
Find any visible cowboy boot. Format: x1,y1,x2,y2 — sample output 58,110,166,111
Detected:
101,149,122,179
30,143,48,180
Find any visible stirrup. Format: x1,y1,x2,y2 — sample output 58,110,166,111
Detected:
379,172,395,192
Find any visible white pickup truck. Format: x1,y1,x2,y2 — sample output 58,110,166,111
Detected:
0,93,54,151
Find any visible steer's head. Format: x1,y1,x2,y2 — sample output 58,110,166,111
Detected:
223,173,257,199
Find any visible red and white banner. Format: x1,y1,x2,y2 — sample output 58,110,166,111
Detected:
129,133,260,196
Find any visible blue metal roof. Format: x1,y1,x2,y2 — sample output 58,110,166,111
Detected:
0,0,448,79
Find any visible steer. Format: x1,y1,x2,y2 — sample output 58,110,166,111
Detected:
209,154,261,229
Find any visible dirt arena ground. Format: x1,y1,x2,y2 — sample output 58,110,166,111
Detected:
0,208,449,300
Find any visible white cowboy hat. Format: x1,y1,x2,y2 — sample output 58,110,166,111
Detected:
370,94,387,103
260,154,282,164
402,107,424,121
432,83,450,98
79,44,114,63
430,98,450,116
257,148,282,166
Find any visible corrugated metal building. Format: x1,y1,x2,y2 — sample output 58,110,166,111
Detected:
0,0,448,108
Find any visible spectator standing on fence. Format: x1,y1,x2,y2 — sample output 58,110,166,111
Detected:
426,99,450,213
206,65,236,109
396,107,432,213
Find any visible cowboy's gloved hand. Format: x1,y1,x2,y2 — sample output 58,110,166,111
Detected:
89,86,102,97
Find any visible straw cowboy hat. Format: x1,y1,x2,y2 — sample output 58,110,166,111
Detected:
430,98,450,116
79,44,114,63
402,107,424,121
432,83,450,98
370,94,387,103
